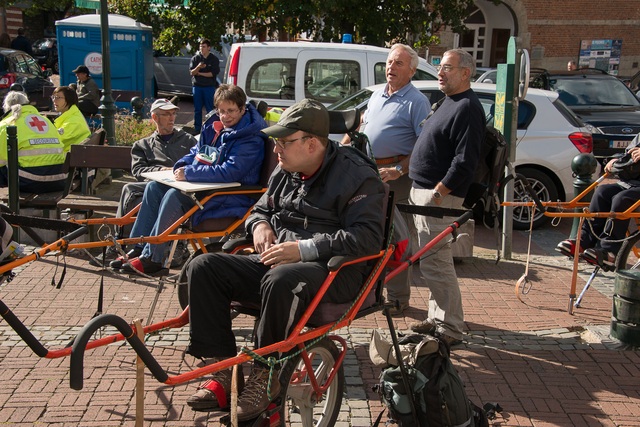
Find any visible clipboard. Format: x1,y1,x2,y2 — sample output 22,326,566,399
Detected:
141,170,241,193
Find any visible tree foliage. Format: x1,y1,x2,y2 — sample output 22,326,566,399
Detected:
0,0,84,21
109,0,487,55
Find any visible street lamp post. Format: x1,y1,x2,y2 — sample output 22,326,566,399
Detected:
98,0,116,147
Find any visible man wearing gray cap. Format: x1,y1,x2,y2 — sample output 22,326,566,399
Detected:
90,98,195,267
185,99,385,420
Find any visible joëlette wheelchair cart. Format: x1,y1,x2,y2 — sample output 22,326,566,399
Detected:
0,108,476,426
502,171,640,313
0,184,474,426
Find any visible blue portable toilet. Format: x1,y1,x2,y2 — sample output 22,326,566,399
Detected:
55,14,153,109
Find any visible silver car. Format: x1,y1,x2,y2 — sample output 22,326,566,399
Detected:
329,81,596,229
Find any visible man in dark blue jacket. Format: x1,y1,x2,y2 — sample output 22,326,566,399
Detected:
408,49,484,347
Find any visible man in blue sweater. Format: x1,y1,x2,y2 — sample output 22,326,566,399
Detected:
408,49,485,347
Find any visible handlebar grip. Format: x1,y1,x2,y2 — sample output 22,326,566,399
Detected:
62,226,88,243
454,209,474,227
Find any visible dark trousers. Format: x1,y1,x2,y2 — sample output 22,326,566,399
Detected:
580,183,640,252
186,253,364,359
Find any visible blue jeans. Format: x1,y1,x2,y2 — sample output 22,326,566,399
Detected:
129,181,194,264
192,85,215,132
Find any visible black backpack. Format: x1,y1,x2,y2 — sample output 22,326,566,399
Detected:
374,335,489,427
462,124,509,229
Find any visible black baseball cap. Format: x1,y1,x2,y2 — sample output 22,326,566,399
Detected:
72,65,90,75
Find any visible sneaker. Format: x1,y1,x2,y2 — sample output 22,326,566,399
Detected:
236,366,281,421
170,241,191,269
109,247,143,269
388,301,409,317
121,256,168,276
88,245,120,267
186,359,243,411
555,239,584,258
581,248,616,271
410,318,438,335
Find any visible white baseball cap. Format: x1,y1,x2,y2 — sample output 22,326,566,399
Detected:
151,98,179,112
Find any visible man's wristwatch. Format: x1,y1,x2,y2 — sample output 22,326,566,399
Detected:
395,164,403,175
433,190,442,200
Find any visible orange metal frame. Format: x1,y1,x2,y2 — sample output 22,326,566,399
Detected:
0,187,266,277
502,173,640,312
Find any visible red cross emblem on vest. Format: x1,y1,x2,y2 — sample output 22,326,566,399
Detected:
26,114,49,134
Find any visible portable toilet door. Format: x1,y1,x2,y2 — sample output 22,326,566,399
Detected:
55,14,153,109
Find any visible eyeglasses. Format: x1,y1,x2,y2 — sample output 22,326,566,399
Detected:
435,64,464,73
273,135,311,149
217,108,242,117
51,95,64,100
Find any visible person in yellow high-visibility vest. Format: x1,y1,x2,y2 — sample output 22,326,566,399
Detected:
51,86,91,153
0,91,67,193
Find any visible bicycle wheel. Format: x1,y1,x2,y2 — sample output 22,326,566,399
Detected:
278,337,344,427
176,242,224,309
616,231,640,271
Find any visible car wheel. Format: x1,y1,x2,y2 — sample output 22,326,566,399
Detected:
511,168,558,230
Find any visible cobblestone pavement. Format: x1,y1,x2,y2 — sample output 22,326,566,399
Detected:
0,218,638,426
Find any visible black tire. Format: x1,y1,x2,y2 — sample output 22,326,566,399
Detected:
616,231,640,272
278,337,344,426
177,242,225,309
512,168,558,230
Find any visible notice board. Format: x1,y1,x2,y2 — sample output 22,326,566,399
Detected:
578,39,622,75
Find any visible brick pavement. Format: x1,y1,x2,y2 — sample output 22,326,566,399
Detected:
1,217,639,426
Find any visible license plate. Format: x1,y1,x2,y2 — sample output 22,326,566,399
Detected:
610,140,630,148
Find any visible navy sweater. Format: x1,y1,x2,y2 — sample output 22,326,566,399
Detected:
409,89,485,198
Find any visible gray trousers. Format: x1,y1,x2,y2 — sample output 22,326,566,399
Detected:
409,187,465,340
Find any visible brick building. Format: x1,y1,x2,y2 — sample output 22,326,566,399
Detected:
430,0,640,76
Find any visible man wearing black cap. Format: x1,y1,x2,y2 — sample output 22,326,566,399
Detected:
184,99,385,420
72,65,100,115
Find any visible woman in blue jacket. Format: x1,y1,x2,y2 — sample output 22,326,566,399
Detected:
112,84,267,275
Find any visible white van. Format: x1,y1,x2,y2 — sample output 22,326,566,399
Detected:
224,42,438,108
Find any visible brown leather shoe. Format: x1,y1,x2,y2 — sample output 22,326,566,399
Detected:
410,318,438,335
186,361,243,411
237,366,281,421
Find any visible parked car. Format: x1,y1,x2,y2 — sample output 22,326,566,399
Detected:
473,67,496,83
0,48,53,110
31,38,58,74
329,81,594,229
529,68,640,162
475,68,497,83
223,41,439,108
153,46,226,97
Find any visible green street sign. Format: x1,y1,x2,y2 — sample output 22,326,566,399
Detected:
75,0,100,9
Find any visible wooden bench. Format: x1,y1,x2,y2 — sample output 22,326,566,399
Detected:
0,129,106,216
57,144,134,215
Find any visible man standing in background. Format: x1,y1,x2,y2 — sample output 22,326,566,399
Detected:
341,43,429,316
190,39,219,133
10,28,32,55
409,49,484,347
